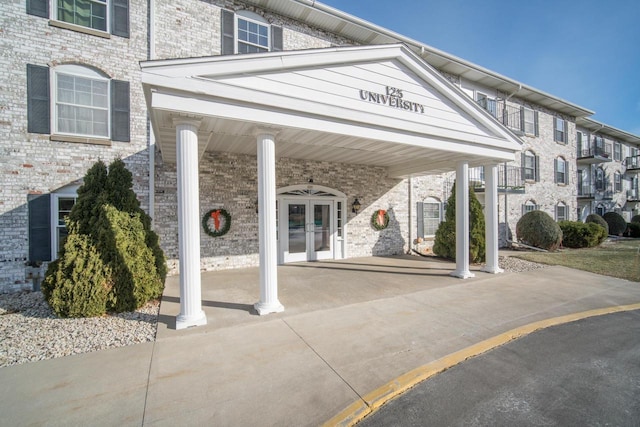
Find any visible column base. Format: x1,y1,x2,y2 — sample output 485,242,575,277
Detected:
176,310,207,330
450,270,475,279
481,266,505,274
254,301,284,316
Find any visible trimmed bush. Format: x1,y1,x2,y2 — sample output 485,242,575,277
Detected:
433,182,486,263
626,222,640,238
631,215,640,224
558,220,606,248
585,213,609,236
41,225,112,318
516,210,562,251
603,211,627,236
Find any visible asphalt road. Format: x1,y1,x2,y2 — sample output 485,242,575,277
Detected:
359,310,640,427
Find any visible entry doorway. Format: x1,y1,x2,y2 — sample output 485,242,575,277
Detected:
277,185,347,264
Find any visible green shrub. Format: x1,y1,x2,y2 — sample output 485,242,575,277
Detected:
97,205,163,312
631,215,640,224
558,220,606,248
516,210,562,251
433,182,485,263
585,213,609,236
41,225,112,318
603,211,627,236
626,222,640,238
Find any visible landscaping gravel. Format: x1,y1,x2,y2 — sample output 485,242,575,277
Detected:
0,255,545,369
0,292,159,368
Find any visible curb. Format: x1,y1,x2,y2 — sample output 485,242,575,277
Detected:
323,303,640,427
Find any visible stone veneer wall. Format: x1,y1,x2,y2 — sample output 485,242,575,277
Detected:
0,1,150,292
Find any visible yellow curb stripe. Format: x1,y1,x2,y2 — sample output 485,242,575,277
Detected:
323,303,640,427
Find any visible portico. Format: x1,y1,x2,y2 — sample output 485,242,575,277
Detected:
141,44,521,329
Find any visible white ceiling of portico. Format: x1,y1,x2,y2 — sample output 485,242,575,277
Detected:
142,44,522,177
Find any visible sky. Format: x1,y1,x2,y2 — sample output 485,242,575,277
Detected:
319,0,640,136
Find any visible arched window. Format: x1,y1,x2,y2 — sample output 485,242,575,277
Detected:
555,202,567,221
522,199,538,215
555,156,568,185
596,203,606,216
521,150,538,182
595,167,605,191
54,64,110,138
614,171,622,192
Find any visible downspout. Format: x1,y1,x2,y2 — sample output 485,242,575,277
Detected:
148,0,156,225
408,176,413,254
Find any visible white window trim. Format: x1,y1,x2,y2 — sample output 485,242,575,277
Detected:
50,0,110,36
50,188,79,260
51,64,111,140
556,202,567,221
523,107,535,135
523,150,536,181
422,197,443,237
235,11,270,54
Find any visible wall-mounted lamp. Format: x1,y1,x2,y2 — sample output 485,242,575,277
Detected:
352,198,362,214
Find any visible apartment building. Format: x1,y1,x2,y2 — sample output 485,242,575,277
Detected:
2,0,638,302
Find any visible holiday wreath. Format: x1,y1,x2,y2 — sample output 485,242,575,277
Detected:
371,209,389,231
202,208,231,237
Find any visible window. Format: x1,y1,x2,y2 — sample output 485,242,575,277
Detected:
418,198,442,237
521,150,539,182
522,107,537,135
221,9,283,55
555,157,568,185
522,200,538,215
57,0,107,32
614,171,622,192
595,167,605,191
554,117,568,144
596,203,605,217
55,65,109,138
555,202,567,221
614,142,622,161
26,0,129,37
477,93,497,117
594,136,606,157
27,64,130,142
577,131,588,156
27,186,78,263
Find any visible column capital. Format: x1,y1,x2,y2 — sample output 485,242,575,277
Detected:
172,117,202,129
253,126,281,138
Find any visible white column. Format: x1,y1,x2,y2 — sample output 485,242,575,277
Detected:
482,164,504,274
174,119,207,330
254,131,284,315
451,161,475,279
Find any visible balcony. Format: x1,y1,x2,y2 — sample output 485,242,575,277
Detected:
628,189,640,202
476,100,525,135
597,183,614,200
578,183,594,199
625,155,640,174
577,143,613,164
467,165,525,194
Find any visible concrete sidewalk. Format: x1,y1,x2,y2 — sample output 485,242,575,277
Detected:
2,256,640,426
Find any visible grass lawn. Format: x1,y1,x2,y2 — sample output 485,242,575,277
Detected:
512,238,640,282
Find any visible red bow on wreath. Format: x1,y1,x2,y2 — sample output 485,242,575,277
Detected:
210,210,221,231
377,209,387,227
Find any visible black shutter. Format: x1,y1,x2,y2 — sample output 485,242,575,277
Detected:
520,152,526,181
221,9,235,55
534,155,540,182
27,0,48,18
111,0,129,38
519,107,525,133
534,111,539,136
27,64,50,134
28,194,52,262
554,158,558,183
416,202,424,238
111,80,130,142
563,119,568,144
271,25,283,52
564,162,569,185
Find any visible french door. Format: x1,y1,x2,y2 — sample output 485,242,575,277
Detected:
280,199,333,263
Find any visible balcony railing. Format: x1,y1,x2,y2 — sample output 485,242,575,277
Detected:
578,183,594,199
628,189,640,201
625,155,640,172
467,165,524,193
577,143,612,160
476,100,524,134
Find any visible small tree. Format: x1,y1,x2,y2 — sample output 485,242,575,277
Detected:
433,181,486,263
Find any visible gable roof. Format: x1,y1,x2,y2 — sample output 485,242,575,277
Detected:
142,44,522,176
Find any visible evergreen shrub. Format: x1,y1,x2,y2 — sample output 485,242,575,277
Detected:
626,222,640,238
433,182,486,263
516,210,562,251
630,215,640,224
603,211,627,236
558,220,606,248
585,213,609,236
